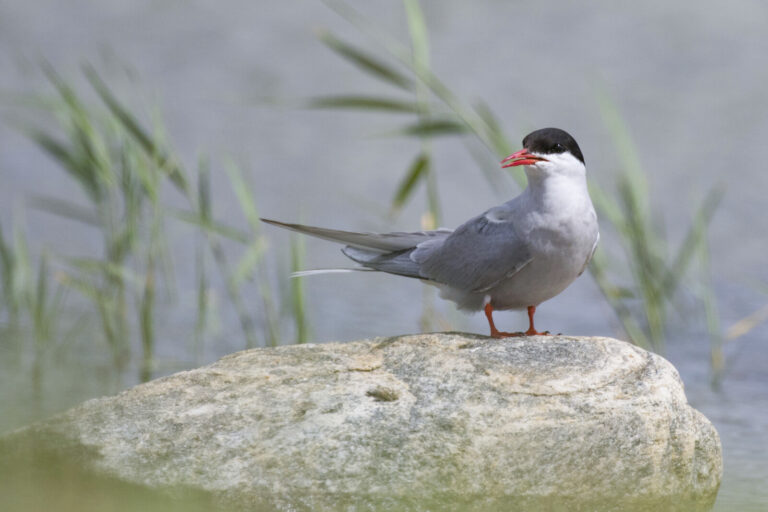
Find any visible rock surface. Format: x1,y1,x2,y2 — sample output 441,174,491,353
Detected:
1,333,722,511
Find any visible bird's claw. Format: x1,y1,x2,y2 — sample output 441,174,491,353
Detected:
490,330,524,338
491,329,554,338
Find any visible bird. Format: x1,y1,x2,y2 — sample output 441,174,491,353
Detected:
262,127,599,338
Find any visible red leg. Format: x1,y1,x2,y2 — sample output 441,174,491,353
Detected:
524,305,550,336
484,303,523,338
484,303,551,338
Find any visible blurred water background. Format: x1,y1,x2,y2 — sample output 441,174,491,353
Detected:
0,1,767,510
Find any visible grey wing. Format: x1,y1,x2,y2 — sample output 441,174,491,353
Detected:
261,217,454,279
341,232,451,278
412,208,533,293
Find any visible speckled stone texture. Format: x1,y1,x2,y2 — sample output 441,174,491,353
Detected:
1,334,722,511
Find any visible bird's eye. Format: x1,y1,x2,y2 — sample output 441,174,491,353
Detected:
552,143,564,152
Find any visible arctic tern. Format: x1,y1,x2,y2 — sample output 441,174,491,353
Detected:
262,127,599,338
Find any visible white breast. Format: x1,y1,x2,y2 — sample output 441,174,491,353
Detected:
489,169,599,310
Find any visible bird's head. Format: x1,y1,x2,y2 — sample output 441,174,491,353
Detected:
501,128,585,179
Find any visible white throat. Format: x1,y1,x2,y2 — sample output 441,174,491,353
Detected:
522,152,590,213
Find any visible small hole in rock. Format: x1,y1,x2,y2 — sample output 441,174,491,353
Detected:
366,387,399,402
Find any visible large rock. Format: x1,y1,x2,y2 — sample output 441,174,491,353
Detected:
1,333,721,511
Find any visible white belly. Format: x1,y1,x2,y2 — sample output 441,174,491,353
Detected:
490,214,598,310
489,251,586,309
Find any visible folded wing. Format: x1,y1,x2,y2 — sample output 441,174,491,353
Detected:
413,209,533,293
261,211,532,294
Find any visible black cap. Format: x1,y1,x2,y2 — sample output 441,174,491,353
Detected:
522,128,584,165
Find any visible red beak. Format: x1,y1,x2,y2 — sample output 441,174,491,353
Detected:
501,149,548,168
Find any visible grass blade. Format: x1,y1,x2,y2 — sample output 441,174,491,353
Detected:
306,95,421,113
394,118,467,137
317,30,414,91
224,161,261,234
695,227,723,387
193,238,208,363
171,209,250,244
24,129,102,202
10,218,32,312
403,0,429,69
231,238,268,288
0,223,17,319
662,184,725,299
27,196,100,227
588,248,652,349
587,181,624,229
392,153,429,212
32,252,50,343
290,234,309,344
139,254,156,383
595,87,644,177
473,100,513,159
197,159,212,226
83,64,190,194
424,165,440,229
62,257,143,289
726,303,768,341
323,1,498,152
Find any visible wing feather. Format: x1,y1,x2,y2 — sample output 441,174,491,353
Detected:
261,218,450,253
262,211,532,294
413,207,533,293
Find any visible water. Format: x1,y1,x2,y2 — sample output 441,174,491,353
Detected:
1,0,767,509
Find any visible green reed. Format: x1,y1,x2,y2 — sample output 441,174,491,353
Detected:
1,65,308,386
0,218,66,400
